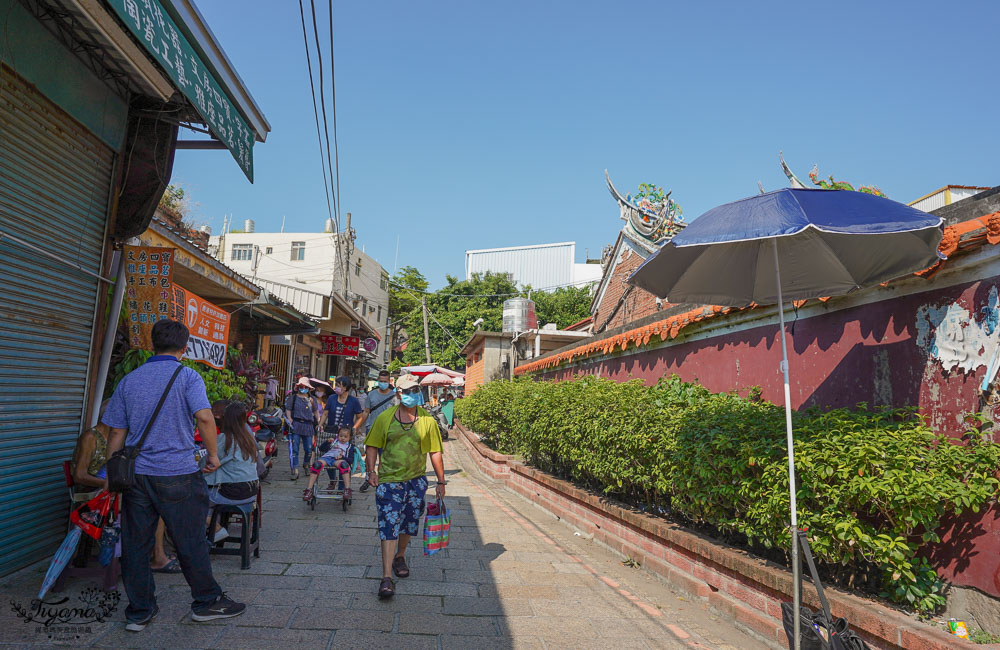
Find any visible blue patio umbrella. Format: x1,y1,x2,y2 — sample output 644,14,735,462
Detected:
628,188,943,648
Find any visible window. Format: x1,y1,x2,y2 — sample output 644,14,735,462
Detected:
377,305,382,322
355,258,362,277
362,299,368,316
231,244,253,261
380,272,388,290
290,241,305,261
265,246,273,254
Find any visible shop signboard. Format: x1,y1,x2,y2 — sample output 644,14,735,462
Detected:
320,335,359,357
106,0,255,181
172,286,230,369
124,245,174,350
362,337,378,353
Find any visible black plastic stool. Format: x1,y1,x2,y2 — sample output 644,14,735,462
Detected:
207,501,260,570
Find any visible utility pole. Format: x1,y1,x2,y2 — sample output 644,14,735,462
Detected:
421,296,432,363
342,212,352,300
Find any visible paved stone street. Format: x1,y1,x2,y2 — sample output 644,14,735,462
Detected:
0,438,767,649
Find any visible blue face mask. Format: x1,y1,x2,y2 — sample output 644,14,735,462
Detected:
400,392,420,408
378,381,390,391
298,388,309,394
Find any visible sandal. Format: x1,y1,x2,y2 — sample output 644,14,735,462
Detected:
152,557,182,574
392,556,410,578
378,577,395,599
302,488,313,502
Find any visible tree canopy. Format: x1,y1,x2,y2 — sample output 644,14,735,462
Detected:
392,271,594,371
388,265,429,347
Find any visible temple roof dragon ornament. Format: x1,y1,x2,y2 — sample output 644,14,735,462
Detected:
605,170,686,255
778,151,886,197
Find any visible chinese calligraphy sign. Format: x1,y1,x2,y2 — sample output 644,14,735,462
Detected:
320,335,360,357
107,0,255,181
124,245,174,350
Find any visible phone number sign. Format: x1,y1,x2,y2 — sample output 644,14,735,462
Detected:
321,335,359,357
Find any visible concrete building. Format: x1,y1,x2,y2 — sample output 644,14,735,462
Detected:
908,185,991,214
460,331,514,394
465,242,602,291
211,226,391,373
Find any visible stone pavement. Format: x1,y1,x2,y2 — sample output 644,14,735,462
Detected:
0,437,768,649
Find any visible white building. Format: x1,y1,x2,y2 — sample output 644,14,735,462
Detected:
211,226,391,369
908,185,991,213
465,241,602,291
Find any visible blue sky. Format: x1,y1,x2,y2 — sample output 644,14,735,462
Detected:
171,0,999,289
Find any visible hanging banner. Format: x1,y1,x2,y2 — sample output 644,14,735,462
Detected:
320,335,360,357
124,246,175,350
172,286,230,369
105,0,255,181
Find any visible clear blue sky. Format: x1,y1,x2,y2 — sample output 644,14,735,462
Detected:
171,0,999,289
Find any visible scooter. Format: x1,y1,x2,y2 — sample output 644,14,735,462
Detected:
248,408,282,480
425,404,450,441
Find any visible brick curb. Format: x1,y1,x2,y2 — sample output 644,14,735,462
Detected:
454,422,984,650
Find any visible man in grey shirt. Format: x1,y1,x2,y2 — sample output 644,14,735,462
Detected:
358,370,398,492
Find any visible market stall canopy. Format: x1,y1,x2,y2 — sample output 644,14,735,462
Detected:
419,372,454,387
399,365,464,378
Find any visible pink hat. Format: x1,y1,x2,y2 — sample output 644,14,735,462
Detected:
296,377,312,388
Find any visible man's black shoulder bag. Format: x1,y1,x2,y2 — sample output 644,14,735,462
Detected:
106,365,184,493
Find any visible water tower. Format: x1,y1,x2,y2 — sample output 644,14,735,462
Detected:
502,298,537,333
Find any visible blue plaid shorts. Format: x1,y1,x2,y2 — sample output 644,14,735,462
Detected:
375,476,428,541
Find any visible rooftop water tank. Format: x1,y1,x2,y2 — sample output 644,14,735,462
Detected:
502,298,537,333
199,225,212,235
324,218,335,233
243,219,255,233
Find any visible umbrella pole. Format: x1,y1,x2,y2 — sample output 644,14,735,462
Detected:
772,239,801,650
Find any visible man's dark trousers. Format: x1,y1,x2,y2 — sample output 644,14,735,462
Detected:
121,472,222,621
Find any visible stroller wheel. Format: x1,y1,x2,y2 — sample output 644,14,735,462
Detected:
341,498,348,512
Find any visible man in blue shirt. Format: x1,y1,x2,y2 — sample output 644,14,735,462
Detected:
104,320,245,631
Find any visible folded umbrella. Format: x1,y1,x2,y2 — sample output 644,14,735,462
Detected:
38,526,82,600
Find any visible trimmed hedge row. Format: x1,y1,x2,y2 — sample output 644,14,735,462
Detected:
454,375,1000,612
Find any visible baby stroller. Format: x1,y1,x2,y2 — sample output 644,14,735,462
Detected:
307,441,366,512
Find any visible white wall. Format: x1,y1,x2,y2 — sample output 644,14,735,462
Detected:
211,230,390,362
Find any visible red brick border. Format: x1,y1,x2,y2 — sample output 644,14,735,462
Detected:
454,424,987,650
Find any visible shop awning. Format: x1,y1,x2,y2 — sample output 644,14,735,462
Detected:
246,291,319,336
104,0,267,181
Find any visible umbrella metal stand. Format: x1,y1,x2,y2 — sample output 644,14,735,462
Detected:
773,239,802,650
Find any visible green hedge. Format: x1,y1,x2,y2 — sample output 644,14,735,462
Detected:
454,376,1000,613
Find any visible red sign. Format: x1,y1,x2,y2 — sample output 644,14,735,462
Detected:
321,335,360,357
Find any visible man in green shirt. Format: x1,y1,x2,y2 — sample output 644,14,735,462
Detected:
364,373,445,599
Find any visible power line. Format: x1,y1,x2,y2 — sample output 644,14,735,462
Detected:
308,0,339,233
328,0,342,233
296,0,334,226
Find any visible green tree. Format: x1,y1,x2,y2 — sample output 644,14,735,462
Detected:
388,265,429,349
401,272,519,370
530,284,593,329
158,184,187,216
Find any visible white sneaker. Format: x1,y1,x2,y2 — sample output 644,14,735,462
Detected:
125,606,158,631
213,527,229,543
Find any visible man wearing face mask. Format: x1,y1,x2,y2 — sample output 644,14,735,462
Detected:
364,373,445,600
358,370,398,492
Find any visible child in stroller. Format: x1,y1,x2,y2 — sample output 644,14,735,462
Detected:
302,426,357,509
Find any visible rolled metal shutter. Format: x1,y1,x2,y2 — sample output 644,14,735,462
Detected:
0,65,113,576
